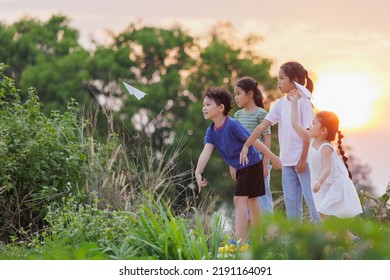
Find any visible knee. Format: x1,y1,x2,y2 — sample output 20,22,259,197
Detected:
234,196,245,207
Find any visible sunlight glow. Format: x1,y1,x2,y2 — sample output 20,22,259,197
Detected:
313,72,383,131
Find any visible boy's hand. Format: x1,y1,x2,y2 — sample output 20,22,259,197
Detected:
195,173,207,192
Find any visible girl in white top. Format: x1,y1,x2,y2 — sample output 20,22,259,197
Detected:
240,62,320,223
289,90,363,241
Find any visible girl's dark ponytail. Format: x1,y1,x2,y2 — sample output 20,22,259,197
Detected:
280,62,313,93
306,74,314,93
337,130,352,179
235,77,265,108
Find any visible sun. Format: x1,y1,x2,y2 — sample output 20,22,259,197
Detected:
312,72,382,131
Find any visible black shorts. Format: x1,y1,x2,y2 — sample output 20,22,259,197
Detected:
235,160,265,198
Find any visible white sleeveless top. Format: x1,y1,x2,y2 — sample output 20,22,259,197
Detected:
308,140,363,218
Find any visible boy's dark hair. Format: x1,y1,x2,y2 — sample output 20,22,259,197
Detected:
202,87,233,116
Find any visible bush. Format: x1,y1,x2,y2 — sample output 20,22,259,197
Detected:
0,64,88,241
0,196,228,260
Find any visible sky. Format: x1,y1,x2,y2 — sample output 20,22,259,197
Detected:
1,0,389,195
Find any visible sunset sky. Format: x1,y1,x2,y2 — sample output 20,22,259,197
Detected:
1,0,389,195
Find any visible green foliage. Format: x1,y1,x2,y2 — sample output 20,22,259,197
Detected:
3,198,390,260
0,66,88,241
0,196,131,260
360,180,390,221
20,49,91,113
243,212,390,260
0,15,81,78
0,15,90,113
1,238,106,260
0,196,228,260
125,198,226,260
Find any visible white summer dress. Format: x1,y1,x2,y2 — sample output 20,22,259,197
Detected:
308,141,363,218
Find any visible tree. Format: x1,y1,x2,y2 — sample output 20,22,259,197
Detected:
87,24,197,148
0,15,91,113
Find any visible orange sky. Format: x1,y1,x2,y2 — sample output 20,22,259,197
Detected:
1,0,389,195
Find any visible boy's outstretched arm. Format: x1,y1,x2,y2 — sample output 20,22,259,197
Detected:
195,143,214,192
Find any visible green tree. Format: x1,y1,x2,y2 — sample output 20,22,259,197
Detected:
87,24,196,148
0,15,91,113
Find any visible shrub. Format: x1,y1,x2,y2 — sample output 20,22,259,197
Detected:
0,64,88,241
0,196,228,260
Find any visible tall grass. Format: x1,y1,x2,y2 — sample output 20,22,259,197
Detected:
0,195,229,260
81,104,196,214
124,197,227,260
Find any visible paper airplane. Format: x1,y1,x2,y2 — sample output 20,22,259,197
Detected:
122,81,147,100
293,81,313,99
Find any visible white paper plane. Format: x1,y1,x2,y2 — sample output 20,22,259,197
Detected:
122,81,147,100
293,81,313,99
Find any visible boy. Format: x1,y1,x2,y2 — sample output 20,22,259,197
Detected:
195,87,281,251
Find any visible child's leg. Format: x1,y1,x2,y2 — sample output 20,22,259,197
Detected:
258,164,274,215
344,230,358,241
298,164,321,223
248,197,263,242
320,213,358,242
282,166,303,221
234,196,249,242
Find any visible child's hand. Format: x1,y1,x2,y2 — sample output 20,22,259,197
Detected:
270,155,282,169
313,182,321,193
263,162,269,178
287,89,301,101
196,173,207,192
295,158,307,173
240,147,249,165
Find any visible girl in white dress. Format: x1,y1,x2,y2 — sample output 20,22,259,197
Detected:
288,90,363,241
